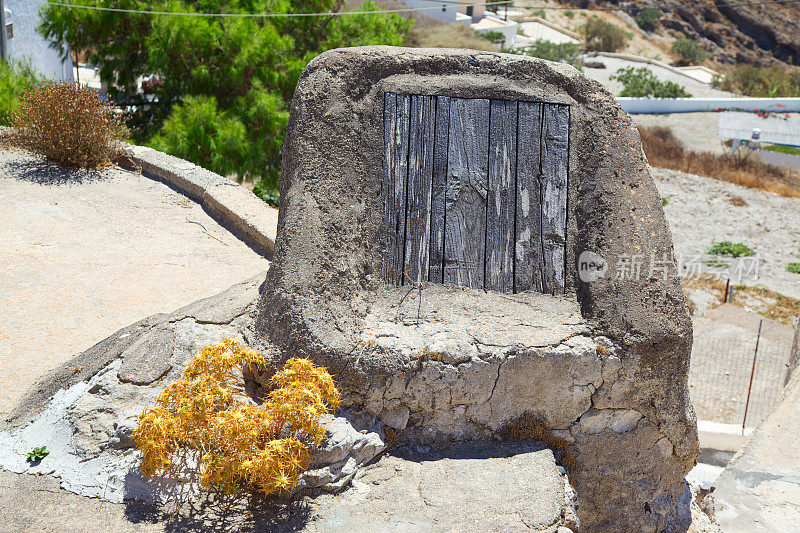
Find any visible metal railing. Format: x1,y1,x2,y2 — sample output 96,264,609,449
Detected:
689,325,792,429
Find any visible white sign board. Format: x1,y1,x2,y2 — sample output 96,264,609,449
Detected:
718,111,800,147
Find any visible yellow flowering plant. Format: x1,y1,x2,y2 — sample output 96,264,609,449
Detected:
133,339,339,496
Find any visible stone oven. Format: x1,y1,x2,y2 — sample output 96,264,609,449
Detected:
253,46,698,531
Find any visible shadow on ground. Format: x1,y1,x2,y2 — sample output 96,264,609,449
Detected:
1,152,108,185
124,492,311,533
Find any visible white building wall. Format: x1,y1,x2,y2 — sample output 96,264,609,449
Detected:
5,0,73,80
402,0,460,24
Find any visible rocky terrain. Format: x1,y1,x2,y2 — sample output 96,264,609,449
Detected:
570,0,800,66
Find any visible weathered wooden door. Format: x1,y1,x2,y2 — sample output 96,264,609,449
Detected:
383,93,568,295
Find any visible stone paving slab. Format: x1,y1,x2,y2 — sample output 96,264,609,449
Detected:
0,148,272,418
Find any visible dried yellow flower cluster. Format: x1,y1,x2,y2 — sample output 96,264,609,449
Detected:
133,339,339,496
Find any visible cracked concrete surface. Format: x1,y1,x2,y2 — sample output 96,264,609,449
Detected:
0,148,270,418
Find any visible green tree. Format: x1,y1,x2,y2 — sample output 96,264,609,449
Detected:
0,61,40,125
671,38,708,65
39,0,411,198
610,67,691,98
634,8,661,32
503,39,584,70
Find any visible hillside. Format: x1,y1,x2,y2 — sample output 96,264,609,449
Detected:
566,0,800,66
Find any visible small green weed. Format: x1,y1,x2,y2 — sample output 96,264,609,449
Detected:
610,67,691,98
662,197,669,206
707,241,755,257
703,257,729,269
787,263,800,274
27,446,49,463
564,10,574,17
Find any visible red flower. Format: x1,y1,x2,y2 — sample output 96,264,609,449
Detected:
777,103,784,107
786,113,791,118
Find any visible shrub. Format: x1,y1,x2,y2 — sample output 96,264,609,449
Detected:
707,241,755,257
479,30,506,44
564,10,575,17
0,61,39,125
581,16,630,52
788,263,800,274
635,8,661,32
506,39,584,69
8,81,126,168
713,64,800,97
133,339,339,496
610,67,691,97
638,125,800,197
671,38,708,65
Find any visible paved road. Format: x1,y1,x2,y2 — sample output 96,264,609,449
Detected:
582,55,733,99
0,148,270,418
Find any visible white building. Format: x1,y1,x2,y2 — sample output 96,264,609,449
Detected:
2,0,73,80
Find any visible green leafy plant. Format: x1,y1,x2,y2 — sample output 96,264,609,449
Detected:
563,10,575,17
703,257,730,269
611,67,691,97
581,16,630,52
505,39,584,69
479,30,506,43
533,9,546,18
8,81,127,168
40,0,412,200
671,38,708,65
27,446,49,463
662,197,669,206
635,8,661,32
708,241,755,258
0,61,40,125
787,263,800,274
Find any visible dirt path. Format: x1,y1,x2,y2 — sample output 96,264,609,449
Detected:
0,149,270,418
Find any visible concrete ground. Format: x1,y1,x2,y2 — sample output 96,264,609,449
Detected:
0,148,270,418
0,442,573,532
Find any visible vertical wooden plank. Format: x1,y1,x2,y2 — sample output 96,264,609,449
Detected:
485,99,517,293
541,104,569,295
382,92,411,286
429,96,449,284
404,95,436,283
444,97,490,288
515,101,544,293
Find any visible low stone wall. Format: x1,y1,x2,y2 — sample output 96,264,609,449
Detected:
122,144,278,257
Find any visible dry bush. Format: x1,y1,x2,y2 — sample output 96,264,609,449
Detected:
638,125,800,198
502,415,577,473
7,81,127,168
133,339,339,497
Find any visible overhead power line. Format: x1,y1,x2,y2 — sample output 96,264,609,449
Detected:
46,0,515,18
46,0,800,18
